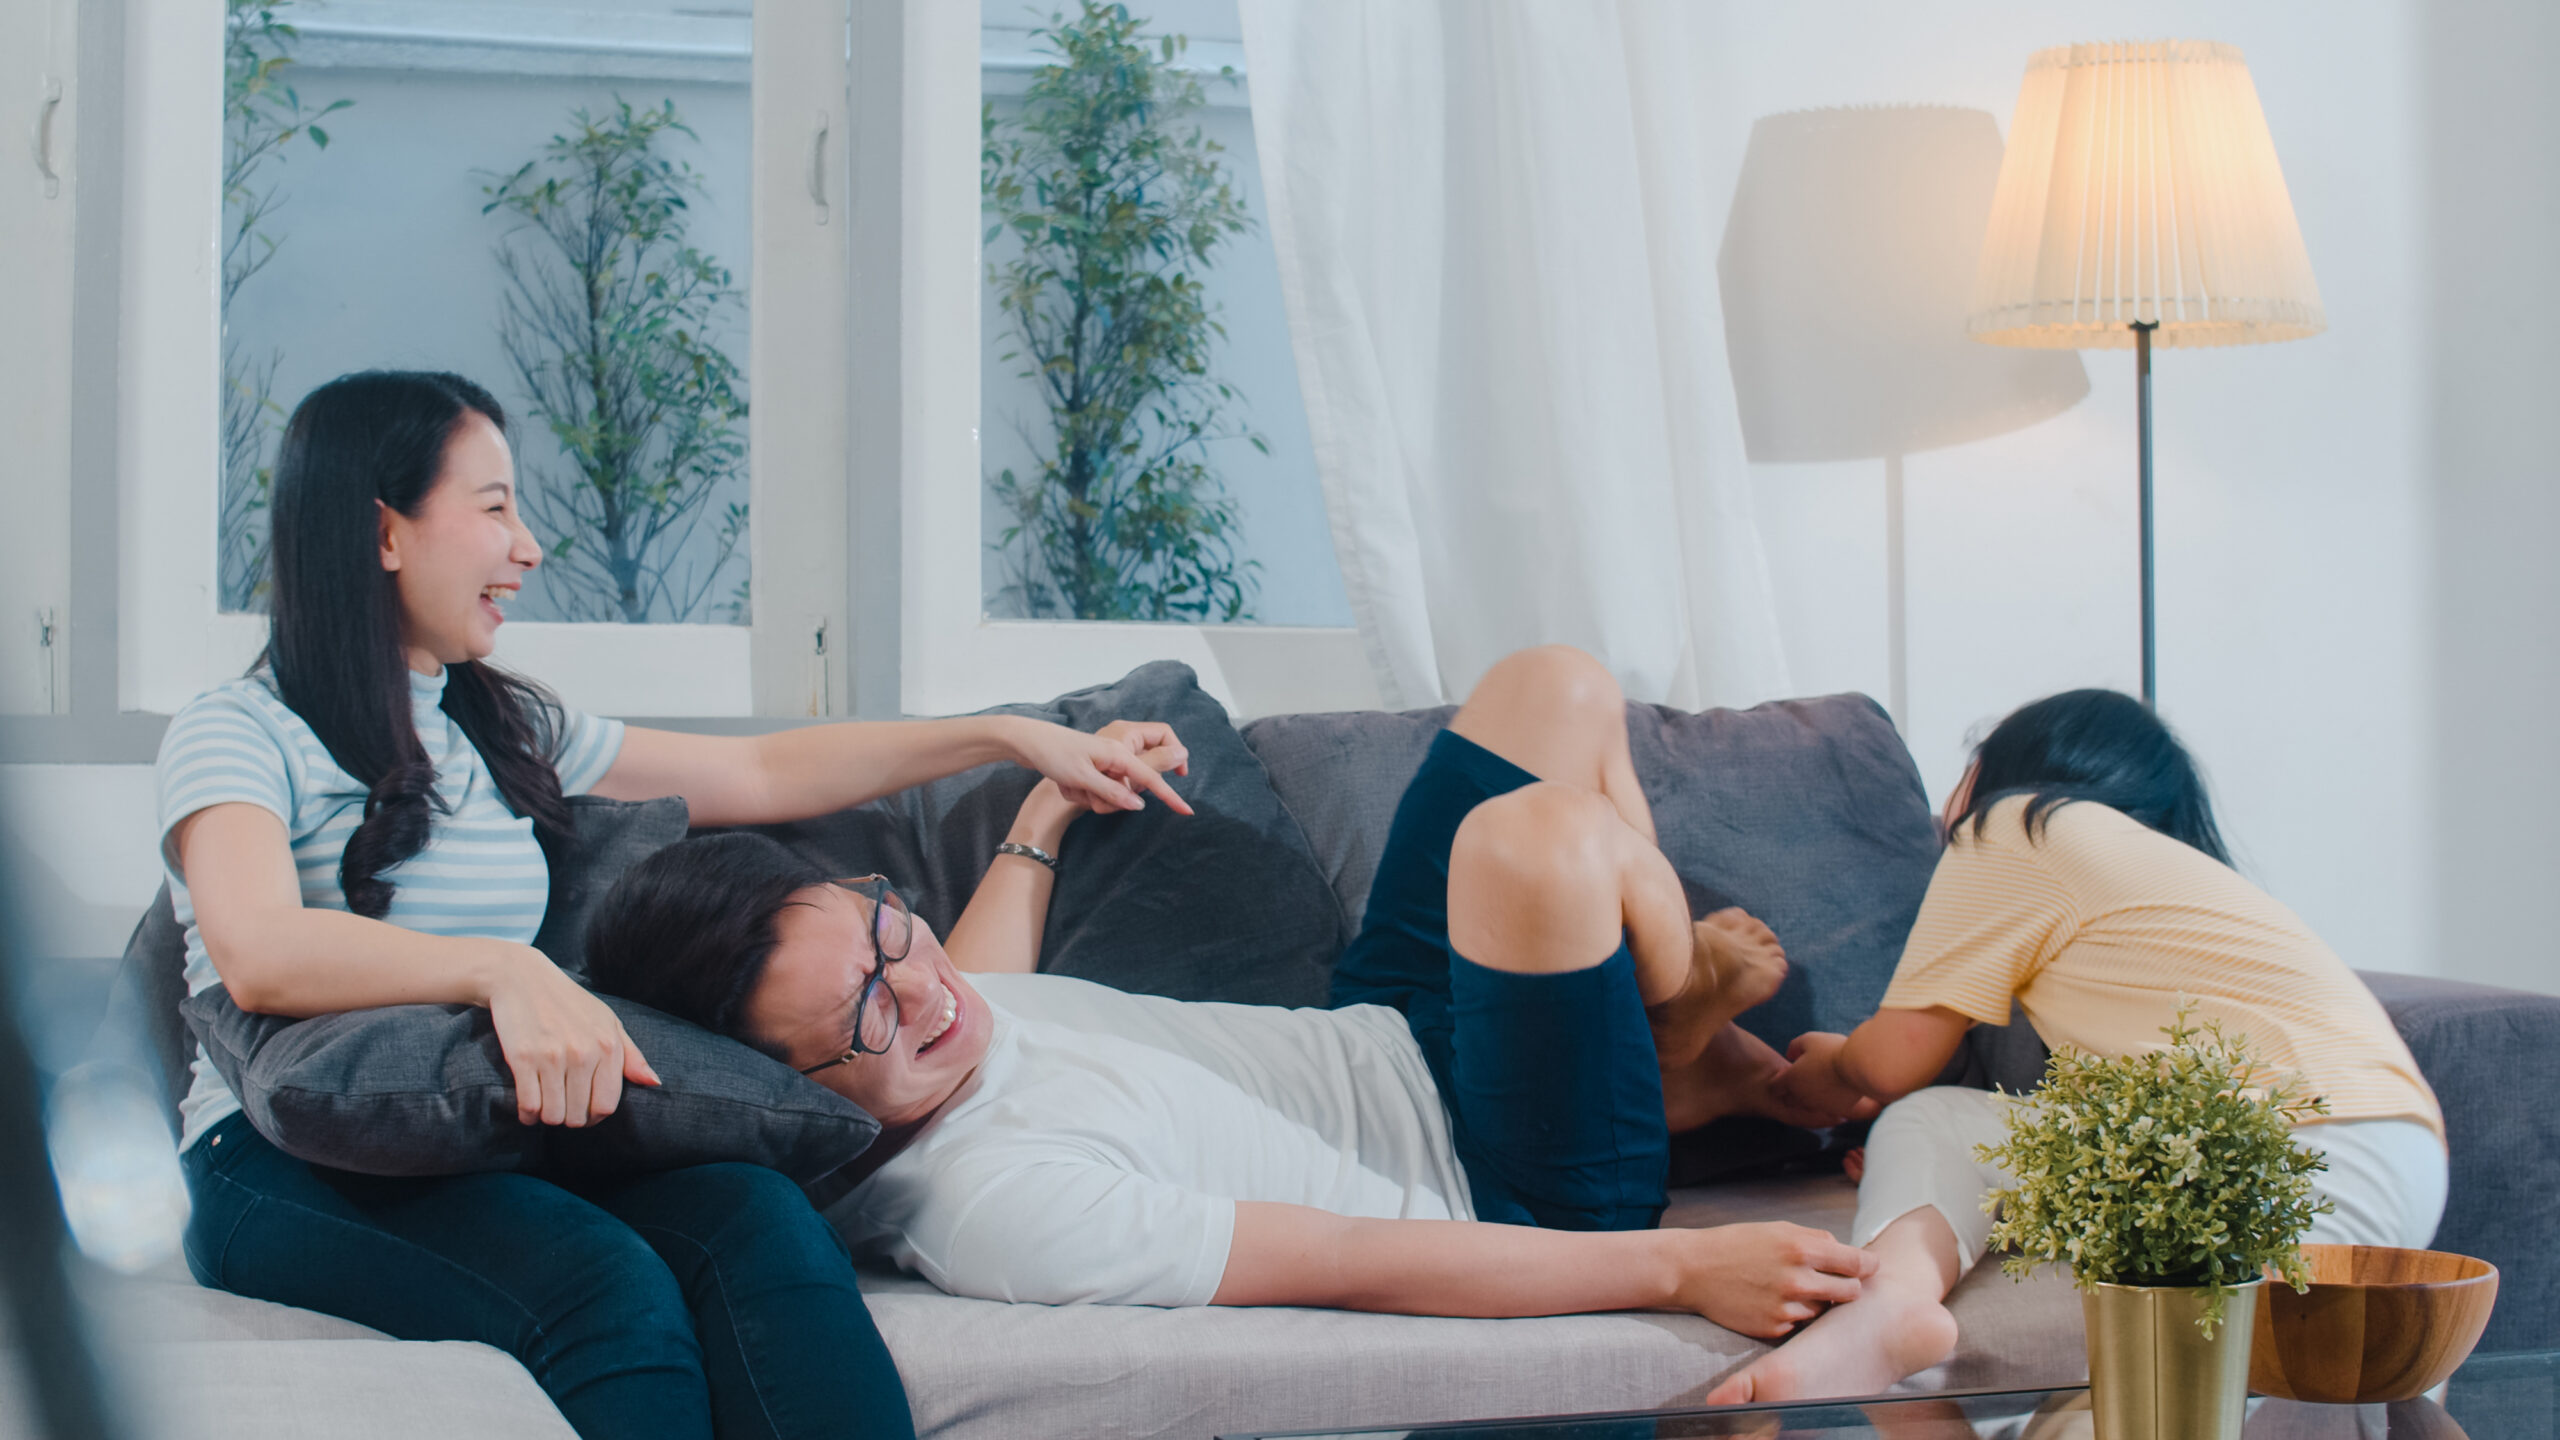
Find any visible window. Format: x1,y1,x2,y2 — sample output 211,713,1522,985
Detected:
976,1,1348,631
883,1,1377,719
121,0,852,720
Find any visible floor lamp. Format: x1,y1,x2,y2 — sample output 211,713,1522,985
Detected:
1966,41,2326,707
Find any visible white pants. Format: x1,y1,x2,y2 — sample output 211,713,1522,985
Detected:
1847,1086,2450,1276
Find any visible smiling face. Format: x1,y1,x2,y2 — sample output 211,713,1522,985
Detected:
745,884,994,1129
377,410,542,675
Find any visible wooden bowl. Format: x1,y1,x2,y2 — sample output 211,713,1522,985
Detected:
2249,1245,2499,1403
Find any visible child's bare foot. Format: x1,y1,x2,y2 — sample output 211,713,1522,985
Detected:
1648,908,1787,1066
1843,1147,1866,1184
1703,1275,1958,1406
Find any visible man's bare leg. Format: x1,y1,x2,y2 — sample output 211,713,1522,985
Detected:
1703,1207,1963,1404
1446,645,1658,843
1443,647,1799,1122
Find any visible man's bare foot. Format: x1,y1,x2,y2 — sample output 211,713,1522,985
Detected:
1648,909,1788,1066
1703,1277,1958,1406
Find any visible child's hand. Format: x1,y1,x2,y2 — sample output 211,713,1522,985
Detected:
1772,1031,1875,1122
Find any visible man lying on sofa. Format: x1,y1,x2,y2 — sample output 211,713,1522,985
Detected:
585,646,1880,1337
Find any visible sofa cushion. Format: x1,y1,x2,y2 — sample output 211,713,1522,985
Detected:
120,1340,578,1440
1244,693,1944,1045
2362,969,2560,1352
854,1171,2089,1439
181,985,878,1185
739,660,1348,1009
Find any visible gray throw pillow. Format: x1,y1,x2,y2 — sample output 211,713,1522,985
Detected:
738,660,1349,1008
182,985,877,1185
157,792,877,1188
533,794,692,980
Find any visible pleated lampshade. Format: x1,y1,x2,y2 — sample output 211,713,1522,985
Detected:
1968,40,2324,349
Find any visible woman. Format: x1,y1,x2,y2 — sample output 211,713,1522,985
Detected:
159,370,1190,1440
1706,688,2447,1403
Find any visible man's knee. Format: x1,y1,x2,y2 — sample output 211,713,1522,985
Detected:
1448,783,1629,974
1473,645,1626,725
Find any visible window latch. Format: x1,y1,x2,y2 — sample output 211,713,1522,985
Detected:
806,111,830,226
34,75,62,200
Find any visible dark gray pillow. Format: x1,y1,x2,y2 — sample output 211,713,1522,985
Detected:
151,791,876,1188
738,660,1349,1008
533,794,692,980
182,986,877,1185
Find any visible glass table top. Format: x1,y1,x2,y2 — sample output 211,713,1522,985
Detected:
1224,1349,2557,1440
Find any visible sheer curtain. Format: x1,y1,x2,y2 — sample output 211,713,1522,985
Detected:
1237,0,1791,709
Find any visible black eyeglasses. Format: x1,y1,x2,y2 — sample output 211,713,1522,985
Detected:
797,875,915,1075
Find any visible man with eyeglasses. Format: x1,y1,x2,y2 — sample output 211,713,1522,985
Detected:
586,646,1877,1338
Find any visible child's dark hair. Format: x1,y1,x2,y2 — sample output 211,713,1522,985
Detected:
583,833,831,1061
1950,689,2232,865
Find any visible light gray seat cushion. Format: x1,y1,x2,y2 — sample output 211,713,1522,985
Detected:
861,1172,2088,1439
117,1340,576,1440
61,1177,2087,1440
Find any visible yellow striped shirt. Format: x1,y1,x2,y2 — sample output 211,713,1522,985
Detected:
1882,794,2442,1138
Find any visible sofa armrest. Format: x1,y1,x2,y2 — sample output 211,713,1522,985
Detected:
2359,970,2560,1353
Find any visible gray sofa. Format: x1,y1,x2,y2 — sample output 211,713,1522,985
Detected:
70,687,2560,1440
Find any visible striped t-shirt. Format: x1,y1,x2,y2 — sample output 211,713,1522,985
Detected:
155,668,624,1150
1881,794,2442,1138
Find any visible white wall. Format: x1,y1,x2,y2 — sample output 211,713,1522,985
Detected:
2428,0,2560,997
1687,1,2449,984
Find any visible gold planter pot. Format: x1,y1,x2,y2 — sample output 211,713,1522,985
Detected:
2082,1278,2262,1440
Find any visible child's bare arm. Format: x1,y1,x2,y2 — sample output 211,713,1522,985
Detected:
1781,1007,1974,1112
1213,1201,1874,1338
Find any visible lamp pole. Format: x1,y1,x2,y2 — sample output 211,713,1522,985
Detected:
2132,319,2158,708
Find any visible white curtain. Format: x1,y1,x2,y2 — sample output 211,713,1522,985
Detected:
1238,0,1792,710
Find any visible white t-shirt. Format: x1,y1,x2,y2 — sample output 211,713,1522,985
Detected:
829,972,1473,1307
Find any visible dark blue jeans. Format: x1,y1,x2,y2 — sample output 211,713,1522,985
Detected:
182,1113,914,1440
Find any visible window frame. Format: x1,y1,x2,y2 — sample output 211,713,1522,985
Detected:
876,0,1378,722
106,0,855,726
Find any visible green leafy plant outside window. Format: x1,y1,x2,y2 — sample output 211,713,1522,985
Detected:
220,0,349,612
982,2,1264,622
1980,1007,2333,1336
482,99,750,625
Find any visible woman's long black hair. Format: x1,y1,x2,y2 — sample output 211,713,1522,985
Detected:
265,370,571,918
1948,689,2233,865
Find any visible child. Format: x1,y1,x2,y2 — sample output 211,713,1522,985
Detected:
1709,689,2446,1403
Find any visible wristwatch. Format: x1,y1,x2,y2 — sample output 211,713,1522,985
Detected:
995,840,1060,872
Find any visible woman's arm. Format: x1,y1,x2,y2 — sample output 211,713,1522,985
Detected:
1213,1202,1875,1339
593,715,1194,828
1777,1006,1975,1114
174,802,656,1125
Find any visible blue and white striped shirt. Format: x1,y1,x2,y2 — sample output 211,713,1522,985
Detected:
155,668,625,1150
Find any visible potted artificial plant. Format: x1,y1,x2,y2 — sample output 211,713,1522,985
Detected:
1980,1010,2331,1440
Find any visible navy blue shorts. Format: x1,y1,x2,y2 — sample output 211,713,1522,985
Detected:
1329,729,1668,1231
